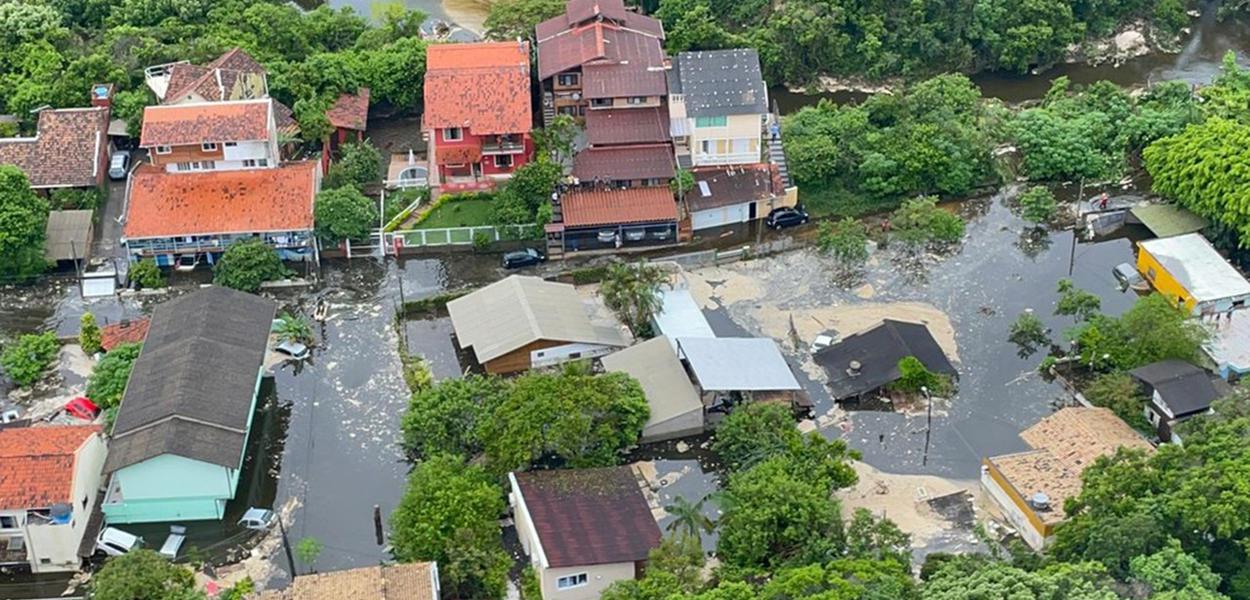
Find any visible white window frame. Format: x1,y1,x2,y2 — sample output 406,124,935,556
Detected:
627,96,647,105
494,154,514,168
443,127,463,142
557,73,579,87
202,142,218,151
556,573,588,590
0,515,18,529
155,145,172,155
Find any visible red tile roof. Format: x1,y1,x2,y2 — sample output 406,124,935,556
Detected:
100,318,150,351
561,186,676,227
0,426,100,510
327,88,370,131
0,107,109,188
139,99,272,148
581,38,667,99
536,2,663,42
424,43,532,136
123,161,318,239
585,107,670,145
513,466,662,568
436,145,482,166
536,20,664,81
163,48,268,104
573,144,674,181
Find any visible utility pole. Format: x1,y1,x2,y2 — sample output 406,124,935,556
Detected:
1069,177,1085,277
276,518,298,577
921,385,933,467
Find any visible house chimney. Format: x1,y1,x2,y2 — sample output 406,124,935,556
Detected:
90,83,114,109
846,360,862,377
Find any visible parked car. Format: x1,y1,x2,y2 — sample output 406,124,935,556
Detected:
766,206,809,229
624,229,646,242
174,254,199,272
158,525,187,559
96,527,142,557
503,248,545,269
108,151,131,180
64,397,100,421
274,340,310,361
651,229,672,241
237,507,278,531
1112,262,1148,291
597,230,617,244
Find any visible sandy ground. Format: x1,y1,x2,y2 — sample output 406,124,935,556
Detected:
442,0,490,34
7,344,97,422
839,461,983,549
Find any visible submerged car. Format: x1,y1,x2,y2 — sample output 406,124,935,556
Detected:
275,340,310,361
766,206,809,229
1112,263,1149,291
96,527,142,557
238,507,278,531
503,248,545,269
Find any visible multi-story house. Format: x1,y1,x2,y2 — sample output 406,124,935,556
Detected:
424,42,534,192
122,98,320,267
668,49,768,168
0,425,106,574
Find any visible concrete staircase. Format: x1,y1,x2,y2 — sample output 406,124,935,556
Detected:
542,93,556,127
767,133,792,188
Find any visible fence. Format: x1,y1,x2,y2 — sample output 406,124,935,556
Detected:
663,237,800,269
384,224,537,249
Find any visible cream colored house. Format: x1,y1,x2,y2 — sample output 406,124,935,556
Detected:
509,467,662,600
668,49,768,168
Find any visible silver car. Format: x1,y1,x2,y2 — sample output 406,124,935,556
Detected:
108,151,131,180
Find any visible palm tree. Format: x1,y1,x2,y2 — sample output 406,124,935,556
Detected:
599,260,668,336
664,495,715,538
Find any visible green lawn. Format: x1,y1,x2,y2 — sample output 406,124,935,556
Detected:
415,198,496,229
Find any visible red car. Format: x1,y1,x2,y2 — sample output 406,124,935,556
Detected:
64,397,100,421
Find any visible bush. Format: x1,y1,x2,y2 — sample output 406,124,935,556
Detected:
79,313,102,355
274,313,314,345
49,187,102,210
891,196,965,248
315,185,378,244
472,231,491,251
892,356,948,395
86,342,142,408
817,217,869,274
128,258,165,289
401,354,433,393
1085,373,1151,433
1019,185,1058,224
213,239,290,293
1,332,59,388
90,550,195,600
323,141,383,190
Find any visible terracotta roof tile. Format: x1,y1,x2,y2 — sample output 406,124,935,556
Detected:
100,318,150,351
123,161,317,238
436,145,482,165
573,144,674,181
561,186,676,227
251,563,437,600
163,48,268,104
513,466,662,568
585,107,670,145
0,107,109,188
140,99,271,148
536,17,664,81
536,2,663,43
0,426,100,510
327,88,370,131
424,43,532,136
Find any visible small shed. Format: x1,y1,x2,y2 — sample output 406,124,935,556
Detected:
1137,233,1250,316
44,210,94,265
675,337,804,412
1129,359,1229,443
602,336,704,442
813,319,957,402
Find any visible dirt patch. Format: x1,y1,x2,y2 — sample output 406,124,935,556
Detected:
838,461,981,548
751,302,958,362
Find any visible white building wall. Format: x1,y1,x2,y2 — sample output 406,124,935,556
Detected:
540,562,636,600
690,114,763,166
980,467,1047,551
530,343,618,369
19,433,106,573
691,202,753,231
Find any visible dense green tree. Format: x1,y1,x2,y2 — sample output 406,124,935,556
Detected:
323,141,382,190
129,258,165,289
1055,278,1102,322
602,533,706,600
0,166,50,281
712,402,799,474
891,196,966,248
817,217,869,277
1071,293,1208,371
921,557,1119,599
90,549,200,600
390,454,510,600
86,342,142,408
599,260,668,336
664,495,715,538
1,332,59,388
484,0,564,41
79,312,102,355
1019,185,1059,224
533,114,578,164
1008,311,1050,357
400,375,509,460
1144,117,1250,246
1129,539,1228,598
314,185,378,244
355,36,427,111
1084,372,1150,432
892,356,948,395
212,239,289,293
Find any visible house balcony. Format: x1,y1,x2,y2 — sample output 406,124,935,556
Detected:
482,138,526,155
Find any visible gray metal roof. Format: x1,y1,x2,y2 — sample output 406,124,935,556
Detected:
447,275,627,364
676,337,800,391
602,336,703,427
650,288,714,352
1139,233,1250,302
106,287,276,472
1129,204,1207,238
44,210,93,261
672,49,768,118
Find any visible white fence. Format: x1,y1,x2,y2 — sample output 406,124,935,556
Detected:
383,224,537,250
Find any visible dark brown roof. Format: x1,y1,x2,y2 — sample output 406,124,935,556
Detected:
583,60,667,99
561,186,677,227
536,2,663,42
566,0,628,25
585,107,670,145
573,144,674,181
327,88,370,131
163,48,268,104
687,164,775,212
139,99,272,147
536,20,664,81
0,107,109,188
513,466,661,568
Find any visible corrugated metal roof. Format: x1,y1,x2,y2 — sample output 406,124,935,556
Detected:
602,336,703,427
1139,233,1250,302
572,144,676,181
676,337,800,391
651,288,714,350
446,275,627,364
672,49,768,118
44,210,93,261
1129,204,1207,238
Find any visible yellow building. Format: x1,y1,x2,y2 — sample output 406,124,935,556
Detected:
1137,233,1250,316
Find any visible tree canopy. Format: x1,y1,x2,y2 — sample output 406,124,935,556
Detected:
314,185,378,244
212,239,290,293
90,549,199,600
0,165,49,281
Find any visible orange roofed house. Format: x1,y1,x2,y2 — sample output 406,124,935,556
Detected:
0,425,107,574
424,42,534,192
122,98,321,267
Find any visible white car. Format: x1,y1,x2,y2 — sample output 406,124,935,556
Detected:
96,527,142,557
237,507,278,531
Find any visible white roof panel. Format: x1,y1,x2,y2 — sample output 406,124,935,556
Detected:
676,337,800,392
1140,233,1250,302
651,288,714,352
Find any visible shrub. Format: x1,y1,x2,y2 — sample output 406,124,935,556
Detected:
128,258,165,289
48,187,102,210
472,231,491,251
213,239,290,293
274,313,314,345
314,186,378,244
891,196,965,248
1019,185,1058,224
79,313,102,355
1,332,59,388
892,356,947,395
86,342,142,408
323,141,383,190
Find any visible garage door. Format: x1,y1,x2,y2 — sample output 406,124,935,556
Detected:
691,203,751,231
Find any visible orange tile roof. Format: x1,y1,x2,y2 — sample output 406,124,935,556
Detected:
436,145,482,166
101,318,150,351
561,186,677,228
123,161,318,239
424,42,532,136
0,426,100,510
327,88,370,131
140,100,272,148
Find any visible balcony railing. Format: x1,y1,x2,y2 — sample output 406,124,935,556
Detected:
481,140,525,155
